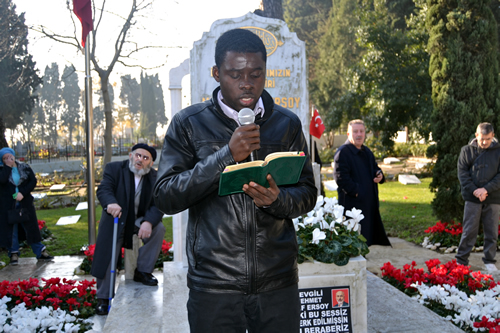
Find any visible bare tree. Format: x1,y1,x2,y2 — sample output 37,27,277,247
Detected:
33,0,167,165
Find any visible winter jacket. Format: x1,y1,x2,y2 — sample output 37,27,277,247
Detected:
333,140,390,246
92,160,163,279
458,138,500,204
0,161,42,248
154,87,317,294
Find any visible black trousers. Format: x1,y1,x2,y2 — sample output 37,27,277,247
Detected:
187,283,300,333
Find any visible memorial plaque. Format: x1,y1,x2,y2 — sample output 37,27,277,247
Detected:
299,286,353,333
50,184,66,191
56,215,81,225
398,174,421,185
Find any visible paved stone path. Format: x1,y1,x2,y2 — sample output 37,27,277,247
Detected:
2,237,498,332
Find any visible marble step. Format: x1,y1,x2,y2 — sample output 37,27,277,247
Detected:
163,262,189,332
102,271,164,333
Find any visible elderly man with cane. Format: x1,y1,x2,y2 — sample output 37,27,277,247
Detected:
92,143,165,315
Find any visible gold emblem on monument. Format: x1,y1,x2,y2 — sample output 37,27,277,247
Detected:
240,26,280,56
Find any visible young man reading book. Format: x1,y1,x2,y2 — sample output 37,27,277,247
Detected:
154,28,317,332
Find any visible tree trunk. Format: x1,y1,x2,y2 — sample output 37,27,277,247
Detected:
99,74,113,166
258,0,284,20
0,117,8,148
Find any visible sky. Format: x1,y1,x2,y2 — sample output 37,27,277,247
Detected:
13,0,262,123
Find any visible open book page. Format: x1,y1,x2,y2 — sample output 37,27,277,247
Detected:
264,151,304,162
224,160,265,172
223,151,304,172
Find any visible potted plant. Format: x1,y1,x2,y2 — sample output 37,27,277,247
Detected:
293,195,369,265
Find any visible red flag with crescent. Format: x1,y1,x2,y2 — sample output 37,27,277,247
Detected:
310,108,325,139
73,0,93,47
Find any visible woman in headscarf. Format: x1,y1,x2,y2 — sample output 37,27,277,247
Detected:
0,147,53,265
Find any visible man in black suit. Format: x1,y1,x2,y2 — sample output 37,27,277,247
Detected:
333,290,349,308
92,143,165,315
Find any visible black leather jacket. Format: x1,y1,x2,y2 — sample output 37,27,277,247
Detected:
154,87,317,294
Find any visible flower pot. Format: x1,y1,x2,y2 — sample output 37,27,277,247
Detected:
298,255,367,333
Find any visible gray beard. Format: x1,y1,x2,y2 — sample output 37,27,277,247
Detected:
128,157,151,176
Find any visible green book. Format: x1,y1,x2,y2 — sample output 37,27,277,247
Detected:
218,151,307,196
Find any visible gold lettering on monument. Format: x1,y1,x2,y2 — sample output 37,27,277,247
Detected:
208,68,291,79
267,69,291,77
201,96,301,109
274,97,301,109
265,78,275,88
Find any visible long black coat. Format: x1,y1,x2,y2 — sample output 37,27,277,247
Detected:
333,140,391,246
0,162,42,249
91,160,163,279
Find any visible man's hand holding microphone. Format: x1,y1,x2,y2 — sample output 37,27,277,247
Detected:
229,108,279,207
229,108,260,162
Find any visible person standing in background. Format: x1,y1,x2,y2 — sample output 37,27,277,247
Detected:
92,143,165,315
334,119,391,247
456,122,500,272
0,147,54,265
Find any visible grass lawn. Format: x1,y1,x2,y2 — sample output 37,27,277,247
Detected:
325,177,438,244
0,204,173,265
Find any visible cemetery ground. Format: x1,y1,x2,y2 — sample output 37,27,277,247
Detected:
1,164,499,332
0,198,174,266
0,165,432,267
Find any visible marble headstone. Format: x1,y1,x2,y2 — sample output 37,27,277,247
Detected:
398,174,421,185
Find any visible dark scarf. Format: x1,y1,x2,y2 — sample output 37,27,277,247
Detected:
123,170,152,249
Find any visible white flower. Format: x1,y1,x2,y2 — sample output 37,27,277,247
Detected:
0,297,89,333
323,197,338,213
311,228,326,244
328,223,339,235
344,207,364,231
409,279,500,330
332,205,344,223
318,218,331,230
316,208,324,220
344,219,359,232
345,207,364,223
314,195,325,210
304,211,319,226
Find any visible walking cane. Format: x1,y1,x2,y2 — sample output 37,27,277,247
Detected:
108,216,119,312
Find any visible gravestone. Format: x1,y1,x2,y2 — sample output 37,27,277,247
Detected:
398,174,422,185
49,184,66,191
383,157,400,165
55,215,80,225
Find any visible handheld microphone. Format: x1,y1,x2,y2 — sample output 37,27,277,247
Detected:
238,108,256,161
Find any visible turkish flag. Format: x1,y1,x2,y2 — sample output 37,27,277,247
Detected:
73,0,93,47
310,109,325,139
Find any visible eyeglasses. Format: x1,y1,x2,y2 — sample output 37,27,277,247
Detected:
134,152,150,161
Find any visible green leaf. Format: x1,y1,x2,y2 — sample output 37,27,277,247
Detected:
339,235,352,246
333,253,350,266
325,240,342,256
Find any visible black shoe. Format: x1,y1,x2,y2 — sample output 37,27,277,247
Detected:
133,269,158,286
10,253,19,265
38,250,54,260
95,298,109,315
